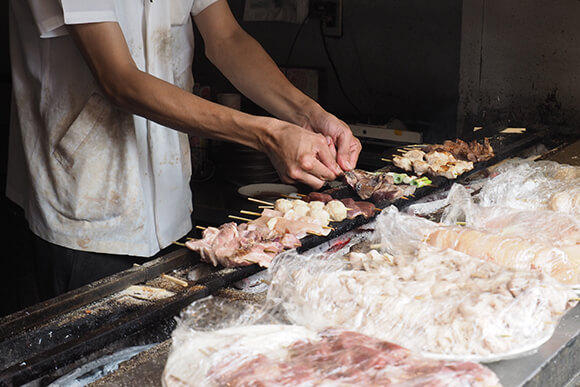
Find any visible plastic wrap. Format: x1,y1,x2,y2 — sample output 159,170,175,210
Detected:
477,158,580,215
442,184,580,273
162,298,501,387
388,197,580,285
265,207,577,361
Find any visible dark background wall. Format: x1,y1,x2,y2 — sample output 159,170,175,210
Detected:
193,0,463,142
458,0,580,134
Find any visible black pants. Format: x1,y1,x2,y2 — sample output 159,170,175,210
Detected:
31,233,152,301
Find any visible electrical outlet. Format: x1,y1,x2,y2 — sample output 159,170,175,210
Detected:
310,0,342,37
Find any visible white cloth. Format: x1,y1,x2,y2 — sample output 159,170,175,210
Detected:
7,0,218,256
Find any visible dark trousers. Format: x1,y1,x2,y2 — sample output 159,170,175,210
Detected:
31,234,151,301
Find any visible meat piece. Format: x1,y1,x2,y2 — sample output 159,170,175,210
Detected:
188,327,501,387
424,138,494,162
344,169,415,202
185,222,285,268
340,198,376,219
426,227,580,285
370,183,416,203
325,200,348,222
393,154,413,172
302,192,334,203
434,160,473,179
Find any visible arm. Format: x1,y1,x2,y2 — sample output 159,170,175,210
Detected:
194,0,361,171
67,20,341,188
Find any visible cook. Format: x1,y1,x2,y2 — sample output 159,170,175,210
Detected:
6,0,361,299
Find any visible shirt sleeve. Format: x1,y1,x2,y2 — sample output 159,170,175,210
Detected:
28,0,117,38
191,0,220,16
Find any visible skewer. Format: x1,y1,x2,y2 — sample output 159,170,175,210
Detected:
322,226,335,230
375,207,382,212
380,158,392,163
369,243,382,249
399,196,409,200
228,215,253,222
455,221,467,226
258,205,274,209
263,248,278,254
240,210,261,217
195,225,207,230
280,194,304,200
307,231,325,237
248,197,274,206
172,241,186,247
161,273,189,288
571,298,580,302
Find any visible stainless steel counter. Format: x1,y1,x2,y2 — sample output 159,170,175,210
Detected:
489,303,580,387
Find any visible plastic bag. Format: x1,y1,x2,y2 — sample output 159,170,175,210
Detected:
477,158,580,215
162,298,501,386
266,207,577,361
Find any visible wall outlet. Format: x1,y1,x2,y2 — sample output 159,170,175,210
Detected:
310,0,342,37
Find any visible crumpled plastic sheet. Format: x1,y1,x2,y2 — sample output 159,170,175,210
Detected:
476,158,580,215
436,184,580,285
265,207,577,361
161,297,502,387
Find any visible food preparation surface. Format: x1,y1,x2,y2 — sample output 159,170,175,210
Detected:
84,290,580,387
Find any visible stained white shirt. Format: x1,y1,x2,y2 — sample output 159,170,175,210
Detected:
7,0,218,256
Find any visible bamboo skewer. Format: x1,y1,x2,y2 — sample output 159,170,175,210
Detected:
381,158,392,162
229,215,253,222
248,197,274,206
172,241,186,247
195,225,207,230
161,273,189,288
240,210,262,217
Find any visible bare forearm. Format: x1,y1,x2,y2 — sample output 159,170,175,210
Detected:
202,24,319,127
110,68,274,149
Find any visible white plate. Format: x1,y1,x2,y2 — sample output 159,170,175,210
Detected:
420,326,555,364
237,183,298,201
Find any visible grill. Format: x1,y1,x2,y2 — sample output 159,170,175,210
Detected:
1,126,579,387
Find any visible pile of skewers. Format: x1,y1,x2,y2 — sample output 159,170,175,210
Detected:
383,138,495,179
180,192,378,268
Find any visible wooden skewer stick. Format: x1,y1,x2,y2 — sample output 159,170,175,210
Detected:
456,221,467,226
570,297,580,302
280,194,303,200
172,241,186,247
381,158,392,162
263,248,278,254
322,225,335,230
195,225,207,230
374,207,382,212
258,205,274,209
307,231,325,237
161,273,189,288
229,215,253,222
240,210,261,217
248,197,274,206
399,196,409,200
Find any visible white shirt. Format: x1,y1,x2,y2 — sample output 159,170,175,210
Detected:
7,0,218,256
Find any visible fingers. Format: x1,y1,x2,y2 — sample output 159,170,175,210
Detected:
340,137,362,171
277,134,341,188
335,128,362,171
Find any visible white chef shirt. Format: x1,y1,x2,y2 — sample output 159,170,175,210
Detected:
7,0,218,256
